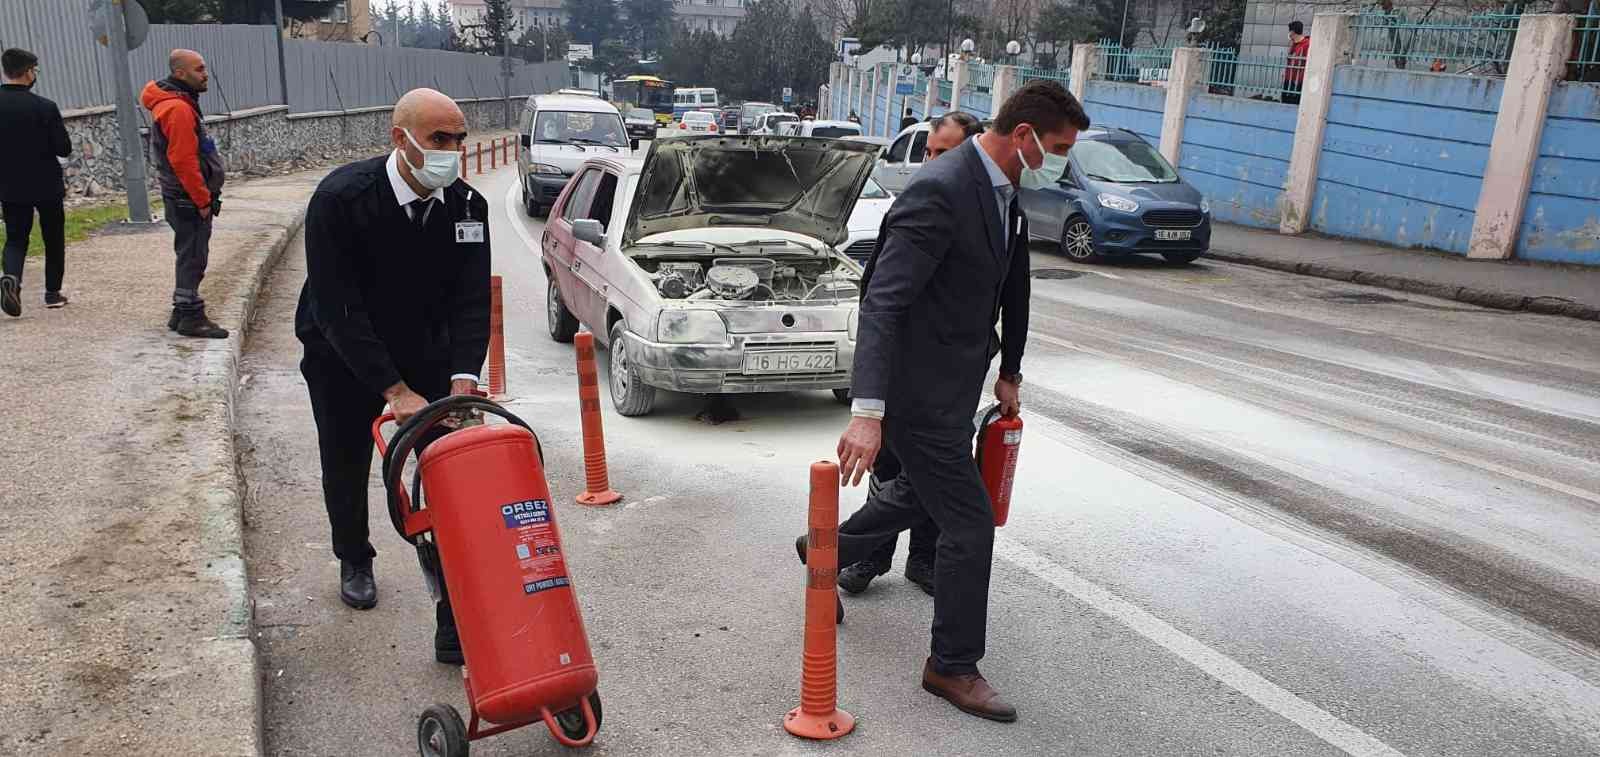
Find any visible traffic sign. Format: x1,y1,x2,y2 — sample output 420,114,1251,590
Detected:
782,87,793,104
90,0,150,51
895,79,914,95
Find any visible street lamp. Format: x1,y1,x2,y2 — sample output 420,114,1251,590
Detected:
1005,39,1021,65
961,38,975,61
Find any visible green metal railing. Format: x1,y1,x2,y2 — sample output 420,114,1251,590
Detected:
1017,66,1071,89
1573,15,1600,81
938,79,952,104
1095,42,1173,84
1350,12,1518,75
1203,49,1295,100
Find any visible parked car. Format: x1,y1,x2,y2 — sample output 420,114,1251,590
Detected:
748,111,799,135
517,94,630,218
872,121,933,192
677,110,720,133
792,119,862,138
840,176,894,264
623,107,657,148
1020,128,1211,264
538,136,879,415
740,101,779,132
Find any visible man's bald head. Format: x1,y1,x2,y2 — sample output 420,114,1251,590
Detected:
391,88,469,191
167,48,208,92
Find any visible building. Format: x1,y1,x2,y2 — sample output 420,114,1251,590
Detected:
292,0,376,42
447,0,748,38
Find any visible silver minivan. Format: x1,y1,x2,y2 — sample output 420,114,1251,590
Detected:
517,94,631,218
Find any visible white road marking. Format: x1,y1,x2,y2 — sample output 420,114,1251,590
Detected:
994,536,1407,757
503,179,542,253
1084,269,1123,280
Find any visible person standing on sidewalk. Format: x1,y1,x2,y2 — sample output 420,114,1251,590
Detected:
295,88,489,665
1283,21,1311,105
141,49,227,338
0,48,72,317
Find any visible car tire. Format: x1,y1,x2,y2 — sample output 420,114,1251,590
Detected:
523,181,540,218
546,277,579,343
1060,216,1102,263
607,321,657,417
1162,252,1202,265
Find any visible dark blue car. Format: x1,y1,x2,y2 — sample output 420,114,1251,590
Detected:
1019,128,1211,264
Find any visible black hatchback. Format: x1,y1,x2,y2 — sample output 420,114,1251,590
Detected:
1019,128,1211,264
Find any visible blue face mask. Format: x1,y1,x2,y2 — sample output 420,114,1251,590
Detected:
1017,130,1070,190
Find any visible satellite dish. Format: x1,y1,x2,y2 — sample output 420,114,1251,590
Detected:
89,0,150,50
1187,15,1207,35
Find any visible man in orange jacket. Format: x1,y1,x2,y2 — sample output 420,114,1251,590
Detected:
141,49,228,338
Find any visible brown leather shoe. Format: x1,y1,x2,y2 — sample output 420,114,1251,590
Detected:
921,658,1017,722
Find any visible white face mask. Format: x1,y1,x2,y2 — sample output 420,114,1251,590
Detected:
1017,129,1071,190
399,128,460,190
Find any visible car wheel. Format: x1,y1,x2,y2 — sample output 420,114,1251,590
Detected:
607,321,657,417
546,277,579,343
1162,252,1202,265
1060,216,1102,263
523,181,540,218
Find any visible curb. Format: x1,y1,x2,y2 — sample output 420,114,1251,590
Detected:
1207,249,1600,322
195,206,308,756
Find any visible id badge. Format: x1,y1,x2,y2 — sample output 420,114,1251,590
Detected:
455,221,485,244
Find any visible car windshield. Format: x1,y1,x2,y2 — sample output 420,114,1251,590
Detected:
742,103,776,118
810,126,859,138
769,114,797,125
685,112,715,123
534,111,626,146
628,108,653,120
860,177,890,199
1072,139,1179,183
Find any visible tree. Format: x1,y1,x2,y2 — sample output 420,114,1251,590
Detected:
1193,0,1246,49
566,0,620,47
621,0,675,57
462,0,520,52
140,0,221,23
514,23,571,62
1034,2,1095,68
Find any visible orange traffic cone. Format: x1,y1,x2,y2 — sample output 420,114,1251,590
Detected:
784,461,855,740
485,275,507,398
573,332,622,506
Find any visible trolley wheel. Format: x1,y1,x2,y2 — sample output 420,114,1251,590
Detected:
554,691,603,743
417,703,469,757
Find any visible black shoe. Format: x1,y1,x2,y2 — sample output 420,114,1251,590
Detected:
435,604,464,665
794,535,845,624
0,275,19,317
176,309,229,339
837,560,890,595
167,307,179,331
905,556,935,597
339,561,378,609
44,291,68,309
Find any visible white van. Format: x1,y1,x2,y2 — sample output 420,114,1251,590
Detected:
672,88,719,119
517,94,631,218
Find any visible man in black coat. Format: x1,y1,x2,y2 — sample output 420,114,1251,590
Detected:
295,88,490,664
0,48,72,317
802,81,1088,722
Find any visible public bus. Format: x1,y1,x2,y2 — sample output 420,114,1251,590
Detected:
672,87,720,121
610,75,675,125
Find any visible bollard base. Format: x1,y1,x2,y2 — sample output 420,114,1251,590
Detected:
576,489,622,506
783,707,855,740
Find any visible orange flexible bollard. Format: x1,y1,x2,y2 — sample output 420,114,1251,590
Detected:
784,461,855,740
459,145,467,179
476,141,483,174
490,137,497,169
573,332,622,506
486,275,507,398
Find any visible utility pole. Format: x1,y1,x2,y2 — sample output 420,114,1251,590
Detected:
502,20,514,129
1118,0,1131,48
103,0,153,223
273,0,290,104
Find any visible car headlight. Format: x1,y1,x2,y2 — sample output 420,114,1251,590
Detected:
1200,197,1211,215
847,309,858,341
531,162,564,175
656,309,729,344
1097,193,1139,213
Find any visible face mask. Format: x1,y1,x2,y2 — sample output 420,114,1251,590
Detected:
1017,129,1070,190
400,128,460,190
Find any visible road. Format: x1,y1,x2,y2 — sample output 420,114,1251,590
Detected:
238,156,1600,756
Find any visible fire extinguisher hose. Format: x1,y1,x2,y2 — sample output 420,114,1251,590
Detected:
973,403,1003,467
378,395,543,544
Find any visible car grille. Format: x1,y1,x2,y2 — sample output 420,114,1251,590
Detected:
1142,209,1203,228
844,239,876,262
723,370,850,387
540,185,563,200
743,339,839,350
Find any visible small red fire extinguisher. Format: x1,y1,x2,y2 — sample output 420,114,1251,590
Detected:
975,404,1023,527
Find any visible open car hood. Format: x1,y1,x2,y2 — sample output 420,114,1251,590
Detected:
623,135,879,249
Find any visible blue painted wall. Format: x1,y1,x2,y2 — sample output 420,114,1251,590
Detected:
1179,93,1297,229
1312,68,1503,255
1518,81,1600,265
1082,80,1165,146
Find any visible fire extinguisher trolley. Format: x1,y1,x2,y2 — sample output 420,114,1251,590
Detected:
374,395,603,756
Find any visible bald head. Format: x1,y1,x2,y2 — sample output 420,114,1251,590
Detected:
391,88,468,192
167,49,208,92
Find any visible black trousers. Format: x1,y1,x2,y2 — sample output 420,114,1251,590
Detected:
835,421,995,676
163,201,212,313
2,200,66,293
855,447,939,569
1282,84,1302,105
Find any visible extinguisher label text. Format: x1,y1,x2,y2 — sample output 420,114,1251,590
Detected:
501,499,550,528
523,576,570,595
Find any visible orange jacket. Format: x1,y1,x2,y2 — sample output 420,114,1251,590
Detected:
141,80,216,208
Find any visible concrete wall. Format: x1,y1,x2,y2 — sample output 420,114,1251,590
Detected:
1082,81,1166,147
1179,93,1298,229
1517,81,1600,265
1310,67,1502,254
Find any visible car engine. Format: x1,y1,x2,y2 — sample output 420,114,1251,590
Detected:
645,257,860,302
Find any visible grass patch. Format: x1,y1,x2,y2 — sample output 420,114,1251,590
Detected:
16,199,164,256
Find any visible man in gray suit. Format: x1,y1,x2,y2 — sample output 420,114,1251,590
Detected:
798,81,1089,722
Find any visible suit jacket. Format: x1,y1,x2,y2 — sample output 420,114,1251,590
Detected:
294,155,491,398
854,139,1031,429
0,84,70,203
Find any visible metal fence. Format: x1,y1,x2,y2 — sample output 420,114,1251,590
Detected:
1350,12,1519,76
1017,65,1070,90
1095,42,1174,85
963,62,994,116
285,40,565,113
1203,49,1292,100
1573,14,1600,80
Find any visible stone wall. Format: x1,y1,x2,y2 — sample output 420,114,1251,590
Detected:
61,97,522,206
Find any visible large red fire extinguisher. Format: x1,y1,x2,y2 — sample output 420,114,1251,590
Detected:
374,395,602,755
975,404,1023,527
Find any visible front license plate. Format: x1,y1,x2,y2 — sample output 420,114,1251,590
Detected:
743,350,836,374
1155,229,1192,241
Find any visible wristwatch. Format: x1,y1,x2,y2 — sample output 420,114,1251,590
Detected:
1000,371,1023,386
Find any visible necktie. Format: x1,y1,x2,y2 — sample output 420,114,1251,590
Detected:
409,198,431,230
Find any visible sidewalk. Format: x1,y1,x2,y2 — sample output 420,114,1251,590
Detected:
1208,224,1600,321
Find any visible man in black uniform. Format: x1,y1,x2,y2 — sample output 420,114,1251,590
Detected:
295,88,490,664
0,48,72,317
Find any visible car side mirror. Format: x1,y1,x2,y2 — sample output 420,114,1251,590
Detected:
572,218,605,247
520,134,531,148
